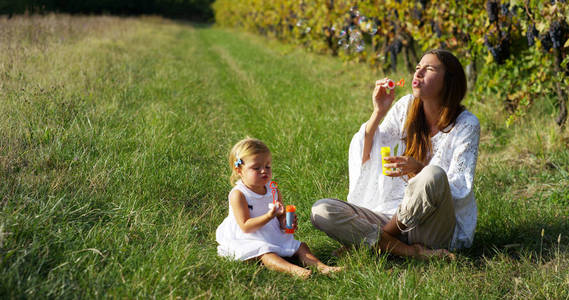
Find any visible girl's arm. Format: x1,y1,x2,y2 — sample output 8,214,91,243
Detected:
230,190,278,234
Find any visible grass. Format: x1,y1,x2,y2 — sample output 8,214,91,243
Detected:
1,14,568,298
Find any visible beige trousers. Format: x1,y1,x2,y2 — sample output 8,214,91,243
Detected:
311,165,456,249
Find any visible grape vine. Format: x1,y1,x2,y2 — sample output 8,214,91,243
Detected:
213,0,569,127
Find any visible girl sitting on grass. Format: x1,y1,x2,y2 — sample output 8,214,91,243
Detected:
216,138,343,279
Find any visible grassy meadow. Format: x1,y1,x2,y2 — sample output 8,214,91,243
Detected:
1,14,568,298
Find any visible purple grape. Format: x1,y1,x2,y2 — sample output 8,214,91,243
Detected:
526,24,538,47
549,20,568,49
500,3,509,16
486,0,499,23
539,32,552,51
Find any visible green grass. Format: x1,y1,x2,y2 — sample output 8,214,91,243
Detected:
1,15,568,298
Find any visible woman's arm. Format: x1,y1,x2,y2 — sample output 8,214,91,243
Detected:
362,79,395,164
446,116,480,200
230,190,278,233
362,110,386,164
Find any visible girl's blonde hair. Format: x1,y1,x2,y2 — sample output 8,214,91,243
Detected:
228,138,271,186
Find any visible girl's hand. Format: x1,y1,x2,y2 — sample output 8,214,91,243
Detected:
278,212,298,231
276,201,288,230
275,200,285,216
267,205,279,219
372,78,396,113
383,156,424,177
275,189,287,228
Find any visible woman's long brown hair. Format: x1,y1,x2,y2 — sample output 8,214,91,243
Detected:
402,49,467,177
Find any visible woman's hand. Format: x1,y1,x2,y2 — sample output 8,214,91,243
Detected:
383,155,424,177
372,78,396,114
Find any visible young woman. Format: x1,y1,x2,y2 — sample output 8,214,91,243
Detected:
311,49,480,259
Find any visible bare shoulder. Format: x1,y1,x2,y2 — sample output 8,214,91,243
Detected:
229,188,246,203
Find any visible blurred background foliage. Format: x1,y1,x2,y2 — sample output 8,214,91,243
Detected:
213,0,569,129
0,0,215,21
1,0,568,129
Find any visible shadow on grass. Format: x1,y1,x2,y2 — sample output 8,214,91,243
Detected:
307,209,568,266
459,214,569,261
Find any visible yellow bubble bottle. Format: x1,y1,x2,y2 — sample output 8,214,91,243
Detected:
381,146,391,175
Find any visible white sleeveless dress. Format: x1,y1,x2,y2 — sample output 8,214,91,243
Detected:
216,180,301,261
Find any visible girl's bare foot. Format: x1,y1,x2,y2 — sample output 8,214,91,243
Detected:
292,268,312,279
317,265,344,275
260,252,312,279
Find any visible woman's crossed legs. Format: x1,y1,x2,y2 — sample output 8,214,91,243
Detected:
311,165,455,259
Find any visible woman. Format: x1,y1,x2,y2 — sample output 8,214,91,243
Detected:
311,49,480,259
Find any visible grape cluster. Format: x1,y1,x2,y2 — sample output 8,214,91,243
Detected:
539,32,553,52
549,20,568,49
431,21,442,37
500,3,509,16
486,0,499,23
484,33,510,64
387,39,403,72
412,6,423,25
526,24,538,47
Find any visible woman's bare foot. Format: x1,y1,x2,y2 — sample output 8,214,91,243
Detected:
292,268,312,279
412,244,456,260
317,265,344,275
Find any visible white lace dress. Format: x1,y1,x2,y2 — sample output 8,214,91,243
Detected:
347,94,480,249
216,180,301,260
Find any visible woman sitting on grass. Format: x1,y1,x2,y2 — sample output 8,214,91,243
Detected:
311,49,480,259
216,138,343,278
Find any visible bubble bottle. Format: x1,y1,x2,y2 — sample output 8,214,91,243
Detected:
285,205,296,234
381,143,400,175
380,146,391,175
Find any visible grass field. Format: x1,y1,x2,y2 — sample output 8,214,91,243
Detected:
1,15,568,298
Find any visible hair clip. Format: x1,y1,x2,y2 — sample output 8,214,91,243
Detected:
234,157,243,168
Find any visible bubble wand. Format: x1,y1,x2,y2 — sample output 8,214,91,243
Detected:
268,181,278,209
383,78,405,90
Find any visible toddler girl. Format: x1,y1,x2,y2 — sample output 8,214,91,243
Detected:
216,138,342,279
